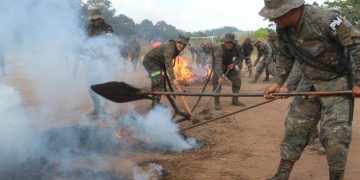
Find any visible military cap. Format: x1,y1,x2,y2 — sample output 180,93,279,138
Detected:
223,33,238,44
89,9,102,20
259,0,305,19
176,34,190,45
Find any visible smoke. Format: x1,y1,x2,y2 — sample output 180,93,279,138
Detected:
119,106,197,152
0,84,42,177
0,0,197,179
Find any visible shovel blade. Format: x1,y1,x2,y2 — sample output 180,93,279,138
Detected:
91,81,152,103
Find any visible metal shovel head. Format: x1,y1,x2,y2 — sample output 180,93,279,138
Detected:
91,81,152,103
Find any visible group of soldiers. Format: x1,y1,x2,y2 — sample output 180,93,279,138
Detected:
87,0,360,178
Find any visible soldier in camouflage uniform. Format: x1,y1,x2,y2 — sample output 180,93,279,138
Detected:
260,0,360,179
241,38,254,77
250,40,274,83
142,34,189,106
86,9,114,120
212,33,245,110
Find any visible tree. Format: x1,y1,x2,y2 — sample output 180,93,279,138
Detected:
325,0,360,29
110,14,136,37
136,19,154,40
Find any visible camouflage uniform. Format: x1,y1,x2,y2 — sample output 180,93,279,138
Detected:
86,9,114,120
212,33,245,109
259,1,360,178
142,34,189,106
241,38,254,77
251,41,273,82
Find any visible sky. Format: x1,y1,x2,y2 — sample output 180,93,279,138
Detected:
111,0,326,32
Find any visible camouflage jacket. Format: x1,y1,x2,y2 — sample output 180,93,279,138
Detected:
275,5,360,87
268,39,280,63
242,42,254,57
87,21,114,37
143,40,180,80
254,41,272,66
213,43,243,78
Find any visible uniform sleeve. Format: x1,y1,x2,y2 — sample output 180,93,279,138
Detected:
263,43,272,62
274,32,296,86
212,47,223,79
254,47,262,66
164,45,177,80
326,12,360,85
285,61,302,91
233,45,244,66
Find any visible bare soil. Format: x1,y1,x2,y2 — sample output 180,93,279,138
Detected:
2,67,359,180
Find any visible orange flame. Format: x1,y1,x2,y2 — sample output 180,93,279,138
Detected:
173,56,211,83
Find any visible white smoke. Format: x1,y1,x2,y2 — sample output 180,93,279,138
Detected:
0,0,196,178
0,85,39,168
119,106,197,152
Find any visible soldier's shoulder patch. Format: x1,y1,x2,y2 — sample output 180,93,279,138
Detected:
329,16,343,31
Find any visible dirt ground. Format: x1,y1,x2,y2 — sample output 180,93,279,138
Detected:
1,65,360,180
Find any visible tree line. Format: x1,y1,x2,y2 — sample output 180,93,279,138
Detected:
80,0,360,43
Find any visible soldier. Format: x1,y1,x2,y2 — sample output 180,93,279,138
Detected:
260,0,360,179
142,34,189,107
250,40,273,83
86,9,114,120
127,38,141,70
241,38,254,77
212,33,245,110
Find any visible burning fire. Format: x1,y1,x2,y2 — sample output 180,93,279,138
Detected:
173,56,210,84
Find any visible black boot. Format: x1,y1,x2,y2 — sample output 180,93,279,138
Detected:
231,97,245,106
214,97,222,110
329,170,344,180
267,159,294,180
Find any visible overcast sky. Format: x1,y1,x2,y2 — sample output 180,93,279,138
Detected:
111,0,326,32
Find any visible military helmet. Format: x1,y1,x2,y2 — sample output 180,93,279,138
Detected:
244,37,252,44
251,39,260,46
259,0,305,19
223,33,238,44
89,9,102,20
176,34,190,45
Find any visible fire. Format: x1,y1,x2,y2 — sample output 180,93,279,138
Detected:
173,56,210,84
173,56,194,83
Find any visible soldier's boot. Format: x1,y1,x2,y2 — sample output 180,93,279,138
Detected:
214,97,222,110
231,97,245,106
329,170,344,180
267,159,294,180
263,69,270,81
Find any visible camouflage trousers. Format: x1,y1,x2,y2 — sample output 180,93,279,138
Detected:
281,75,354,171
142,61,164,104
212,66,241,93
242,55,253,76
142,61,164,91
254,58,275,80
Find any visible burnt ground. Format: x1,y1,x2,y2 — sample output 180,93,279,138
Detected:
1,66,360,180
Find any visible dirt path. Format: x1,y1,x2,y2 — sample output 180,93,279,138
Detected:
1,72,359,180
